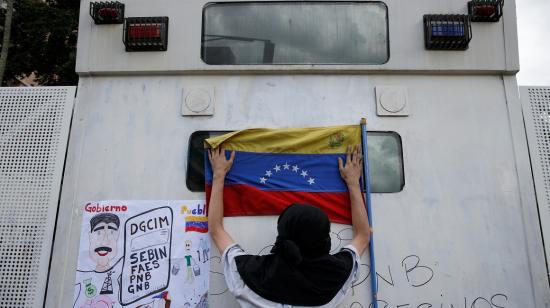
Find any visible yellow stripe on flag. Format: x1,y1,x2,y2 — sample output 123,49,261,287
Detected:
185,216,208,222
204,125,361,154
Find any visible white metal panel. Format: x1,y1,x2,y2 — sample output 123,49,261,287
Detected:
46,76,549,307
0,87,75,308
502,1,520,71
75,0,517,74
506,80,549,308
520,86,550,282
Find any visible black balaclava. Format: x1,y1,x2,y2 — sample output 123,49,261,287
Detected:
235,204,353,306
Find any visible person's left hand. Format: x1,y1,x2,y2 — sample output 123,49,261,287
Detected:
338,145,363,186
208,147,235,178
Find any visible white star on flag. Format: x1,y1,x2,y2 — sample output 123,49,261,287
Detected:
257,163,317,186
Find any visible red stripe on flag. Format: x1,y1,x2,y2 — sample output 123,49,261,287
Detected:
185,226,209,233
206,184,352,225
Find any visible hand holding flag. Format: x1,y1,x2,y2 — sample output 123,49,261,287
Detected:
207,147,235,179
338,145,363,187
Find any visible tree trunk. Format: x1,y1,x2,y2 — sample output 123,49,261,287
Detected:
0,0,14,85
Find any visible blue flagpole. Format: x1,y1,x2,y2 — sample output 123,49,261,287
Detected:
360,118,377,308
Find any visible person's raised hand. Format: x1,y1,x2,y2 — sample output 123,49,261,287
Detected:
208,146,235,178
338,145,363,186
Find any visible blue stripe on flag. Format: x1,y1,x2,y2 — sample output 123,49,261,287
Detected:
205,151,348,193
186,221,208,228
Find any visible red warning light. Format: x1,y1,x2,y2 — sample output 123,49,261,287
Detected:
473,5,496,16
90,2,124,24
98,7,119,20
468,0,503,22
128,24,162,40
123,17,169,52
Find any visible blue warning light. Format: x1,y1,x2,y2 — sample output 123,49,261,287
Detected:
431,22,466,37
423,15,472,50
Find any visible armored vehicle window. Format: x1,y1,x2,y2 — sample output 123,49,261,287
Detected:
186,131,404,193
201,2,389,65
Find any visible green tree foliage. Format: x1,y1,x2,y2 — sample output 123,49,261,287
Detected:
0,0,79,85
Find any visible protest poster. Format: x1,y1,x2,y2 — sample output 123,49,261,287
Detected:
73,200,210,308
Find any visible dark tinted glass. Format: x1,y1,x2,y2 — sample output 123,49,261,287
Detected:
202,2,389,65
186,131,403,193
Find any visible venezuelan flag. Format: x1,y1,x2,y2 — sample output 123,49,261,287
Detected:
204,125,361,224
185,216,208,233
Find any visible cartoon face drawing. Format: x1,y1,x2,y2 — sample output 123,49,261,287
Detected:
185,240,192,251
89,213,120,272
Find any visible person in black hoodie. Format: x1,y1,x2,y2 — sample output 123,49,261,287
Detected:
207,145,371,307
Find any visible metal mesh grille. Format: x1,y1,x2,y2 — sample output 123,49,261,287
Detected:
527,88,550,213
0,87,74,307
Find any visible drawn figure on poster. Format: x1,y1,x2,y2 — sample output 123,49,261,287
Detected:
88,213,121,296
89,213,120,272
172,262,181,276
184,240,200,283
199,238,209,263
74,213,123,308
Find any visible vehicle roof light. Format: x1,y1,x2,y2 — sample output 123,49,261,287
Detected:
89,1,124,24
123,17,169,52
423,14,472,50
468,0,503,22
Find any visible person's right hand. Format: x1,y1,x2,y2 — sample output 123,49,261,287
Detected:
208,146,235,178
338,145,363,186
